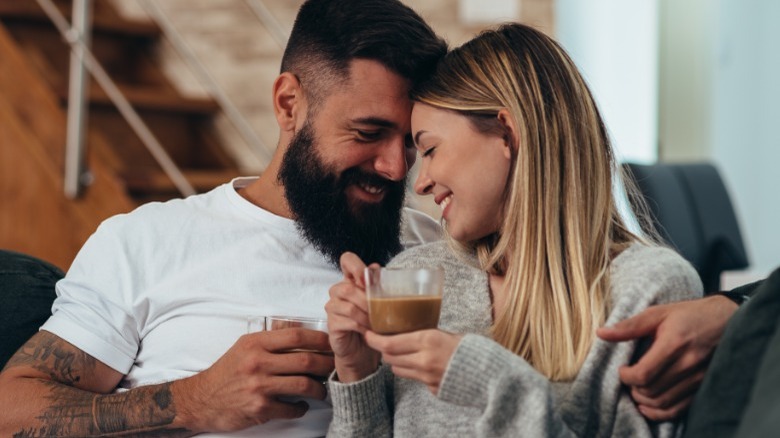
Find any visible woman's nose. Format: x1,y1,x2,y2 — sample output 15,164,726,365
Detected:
414,163,434,195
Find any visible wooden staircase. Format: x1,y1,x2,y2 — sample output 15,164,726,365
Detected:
0,0,241,269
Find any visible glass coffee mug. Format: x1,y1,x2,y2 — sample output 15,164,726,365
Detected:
247,315,328,334
364,266,444,334
246,315,332,389
264,315,329,332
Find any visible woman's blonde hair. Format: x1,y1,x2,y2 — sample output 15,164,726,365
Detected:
411,23,649,381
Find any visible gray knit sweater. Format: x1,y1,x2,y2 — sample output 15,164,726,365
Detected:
327,241,702,437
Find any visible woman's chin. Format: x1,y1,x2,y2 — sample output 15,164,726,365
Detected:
446,222,501,244
448,228,486,244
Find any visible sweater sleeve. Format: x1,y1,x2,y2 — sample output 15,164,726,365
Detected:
436,245,700,438
438,334,579,437
438,334,683,438
327,365,394,437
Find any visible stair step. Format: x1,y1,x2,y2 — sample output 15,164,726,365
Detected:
122,169,241,195
0,1,160,39
2,0,242,208
56,84,220,115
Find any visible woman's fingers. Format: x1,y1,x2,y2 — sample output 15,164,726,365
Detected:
365,329,462,396
328,281,369,313
326,285,371,339
339,252,368,287
365,331,421,355
326,308,370,336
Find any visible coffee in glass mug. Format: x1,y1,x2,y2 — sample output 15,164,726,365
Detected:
364,266,444,334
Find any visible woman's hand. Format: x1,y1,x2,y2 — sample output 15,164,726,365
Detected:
325,252,380,382
365,329,462,395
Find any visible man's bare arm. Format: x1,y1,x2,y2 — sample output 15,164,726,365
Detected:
597,295,738,420
1,328,336,436
0,331,191,437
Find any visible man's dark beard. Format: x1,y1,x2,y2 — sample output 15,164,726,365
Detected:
279,122,406,266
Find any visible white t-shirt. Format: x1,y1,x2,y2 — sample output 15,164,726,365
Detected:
41,177,441,437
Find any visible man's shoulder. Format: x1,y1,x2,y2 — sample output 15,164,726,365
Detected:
93,185,229,244
400,207,442,249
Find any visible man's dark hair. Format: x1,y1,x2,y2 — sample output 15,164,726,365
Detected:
281,0,447,111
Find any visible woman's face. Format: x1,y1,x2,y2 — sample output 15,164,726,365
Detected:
411,103,513,242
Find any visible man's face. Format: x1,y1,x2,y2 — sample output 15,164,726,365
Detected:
279,59,417,266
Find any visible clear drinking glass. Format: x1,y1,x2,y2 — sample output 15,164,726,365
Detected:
247,315,328,333
364,266,444,334
247,315,331,386
264,315,329,332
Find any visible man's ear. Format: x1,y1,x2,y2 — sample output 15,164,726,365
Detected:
273,72,306,132
497,108,519,160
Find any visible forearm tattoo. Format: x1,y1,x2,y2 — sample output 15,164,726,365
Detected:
4,331,95,383
6,332,191,437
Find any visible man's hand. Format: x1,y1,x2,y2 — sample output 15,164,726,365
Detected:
1,326,333,436
597,295,738,421
174,328,334,432
324,252,380,382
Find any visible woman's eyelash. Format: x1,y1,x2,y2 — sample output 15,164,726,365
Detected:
422,147,436,157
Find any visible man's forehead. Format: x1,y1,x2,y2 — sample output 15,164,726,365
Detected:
346,59,410,89
342,60,411,101
333,63,412,125
314,95,411,133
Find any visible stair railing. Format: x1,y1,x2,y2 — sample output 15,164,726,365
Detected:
63,0,90,198
138,0,275,165
36,0,197,198
245,0,289,49
37,0,291,200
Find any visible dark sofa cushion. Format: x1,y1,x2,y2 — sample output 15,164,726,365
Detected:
0,250,63,368
734,299,780,438
684,267,780,438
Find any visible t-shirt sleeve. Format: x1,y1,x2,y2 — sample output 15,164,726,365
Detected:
40,218,141,374
400,208,442,249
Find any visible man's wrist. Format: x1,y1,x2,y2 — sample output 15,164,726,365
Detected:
169,377,201,433
716,290,751,306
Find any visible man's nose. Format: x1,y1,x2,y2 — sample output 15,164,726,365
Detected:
373,137,409,181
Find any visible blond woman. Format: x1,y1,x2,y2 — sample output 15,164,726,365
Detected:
325,23,701,437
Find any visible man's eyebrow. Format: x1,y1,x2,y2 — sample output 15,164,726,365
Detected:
351,117,398,129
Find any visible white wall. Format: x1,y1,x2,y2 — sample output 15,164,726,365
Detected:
555,0,659,164
458,0,519,25
658,0,714,161
557,0,780,274
711,1,780,273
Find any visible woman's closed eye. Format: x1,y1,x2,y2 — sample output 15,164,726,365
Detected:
421,146,436,158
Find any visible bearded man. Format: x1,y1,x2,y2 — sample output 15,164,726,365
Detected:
0,1,446,436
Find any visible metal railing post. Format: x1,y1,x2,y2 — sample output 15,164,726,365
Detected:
245,0,288,49
64,0,92,199
139,0,274,164
36,0,196,198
